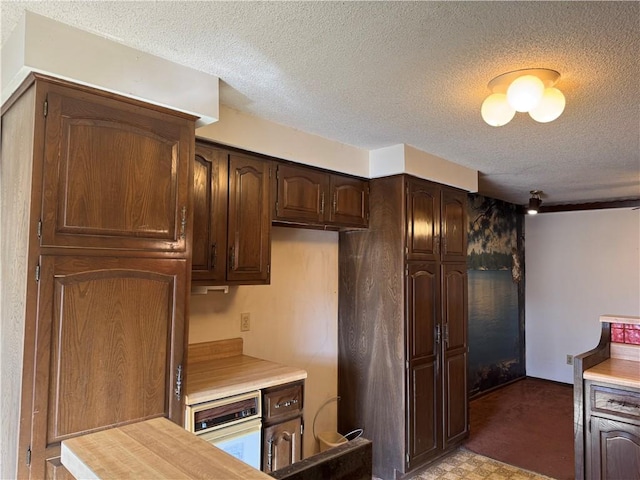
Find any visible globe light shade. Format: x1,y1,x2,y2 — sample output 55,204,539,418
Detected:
481,93,516,127
529,87,566,123
506,74,545,112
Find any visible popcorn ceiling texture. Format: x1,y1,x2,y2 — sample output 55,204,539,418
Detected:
1,1,638,205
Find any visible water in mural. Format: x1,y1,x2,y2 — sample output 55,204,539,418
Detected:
467,194,525,397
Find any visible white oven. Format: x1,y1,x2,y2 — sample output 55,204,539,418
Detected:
186,390,262,470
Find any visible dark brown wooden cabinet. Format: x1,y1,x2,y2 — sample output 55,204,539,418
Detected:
273,163,368,229
1,74,195,480
262,382,304,473
338,174,468,479
585,381,640,480
192,140,271,285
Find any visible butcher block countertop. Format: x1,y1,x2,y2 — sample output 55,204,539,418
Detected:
185,338,307,405
61,417,272,479
584,357,640,389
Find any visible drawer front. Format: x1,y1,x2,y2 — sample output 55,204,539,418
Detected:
591,384,640,422
264,383,303,422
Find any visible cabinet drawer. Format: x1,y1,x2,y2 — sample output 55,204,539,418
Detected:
264,383,303,422
591,384,640,422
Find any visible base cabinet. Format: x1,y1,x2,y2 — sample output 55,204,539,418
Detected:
263,417,303,473
262,381,304,473
585,381,640,480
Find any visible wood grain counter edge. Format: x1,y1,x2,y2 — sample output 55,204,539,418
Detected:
61,418,272,479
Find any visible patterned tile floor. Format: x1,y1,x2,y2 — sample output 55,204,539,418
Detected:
376,448,554,480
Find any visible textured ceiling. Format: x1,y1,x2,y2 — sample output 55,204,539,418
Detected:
2,1,639,206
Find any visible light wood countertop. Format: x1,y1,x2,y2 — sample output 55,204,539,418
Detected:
61,417,272,479
185,354,307,405
599,314,640,325
584,357,640,389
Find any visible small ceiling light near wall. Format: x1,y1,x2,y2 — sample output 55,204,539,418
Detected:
527,190,543,215
481,68,565,127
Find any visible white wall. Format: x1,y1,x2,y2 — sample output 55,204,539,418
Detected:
189,227,339,458
525,208,640,383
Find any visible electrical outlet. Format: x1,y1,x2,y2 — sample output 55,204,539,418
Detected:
566,354,573,366
240,312,250,332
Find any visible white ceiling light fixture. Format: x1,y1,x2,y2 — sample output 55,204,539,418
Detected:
481,68,565,127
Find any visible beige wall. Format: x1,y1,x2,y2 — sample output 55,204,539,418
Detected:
189,227,339,458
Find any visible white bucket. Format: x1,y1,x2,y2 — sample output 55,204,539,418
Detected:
317,431,348,452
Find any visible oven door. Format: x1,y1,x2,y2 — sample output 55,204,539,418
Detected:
200,417,262,470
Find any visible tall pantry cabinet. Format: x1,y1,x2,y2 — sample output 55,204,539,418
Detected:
0,74,195,480
338,174,468,480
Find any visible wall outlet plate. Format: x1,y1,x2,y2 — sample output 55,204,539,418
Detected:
241,312,250,332
566,354,573,365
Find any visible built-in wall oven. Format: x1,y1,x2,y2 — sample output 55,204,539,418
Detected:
186,390,262,470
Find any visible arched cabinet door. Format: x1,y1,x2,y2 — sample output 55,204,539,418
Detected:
40,83,193,253
28,255,186,479
227,153,271,283
441,189,467,262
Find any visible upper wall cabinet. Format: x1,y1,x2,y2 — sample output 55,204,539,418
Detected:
40,83,193,254
406,179,467,263
273,163,369,229
192,140,272,285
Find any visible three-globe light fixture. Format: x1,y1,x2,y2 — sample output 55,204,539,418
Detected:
481,68,566,127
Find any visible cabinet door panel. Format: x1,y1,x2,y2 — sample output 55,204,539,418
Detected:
407,179,440,261
228,154,271,283
274,164,327,224
192,143,228,282
41,85,192,252
30,256,185,478
441,189,467,262
442,263,468,446
263,417,302,473
591,417,640,480
406,263,441,469
329,176,369,227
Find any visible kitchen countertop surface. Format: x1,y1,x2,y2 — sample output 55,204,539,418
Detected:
61,417,272,479
186,353,307,405
583,357,640,389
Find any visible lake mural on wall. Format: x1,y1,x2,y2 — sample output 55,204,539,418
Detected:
467,194,525,397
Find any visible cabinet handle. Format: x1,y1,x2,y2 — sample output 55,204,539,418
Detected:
174,364,183,401
180,206,187,239
435,236,440,255
435,324,441,345
211,244,217,270
444,324,449,347
267,438,273,471
229,247,235,270
320,192,325,214
607,398,640,410
274,399,298,409
332,192,337,213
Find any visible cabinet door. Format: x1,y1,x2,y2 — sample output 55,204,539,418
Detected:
328,175,369,227
28,255,186,479
274,163,328,224
40,83,193,253
192,143,228,282
227,154,271,283
406,179,440,261
441,189,467,262
406,262,441,469
263,417,302,473
442,263,469,447
591,417,640,480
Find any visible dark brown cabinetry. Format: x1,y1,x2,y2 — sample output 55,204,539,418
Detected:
262,382,304,473
273,163,369,229
586,382,640,480
1,74,195,480
338,174,468,479
192,140,271,285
